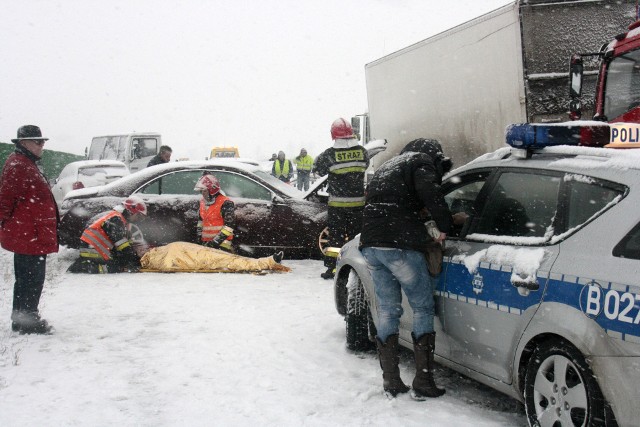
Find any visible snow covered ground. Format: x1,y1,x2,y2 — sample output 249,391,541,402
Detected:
0,246,526,426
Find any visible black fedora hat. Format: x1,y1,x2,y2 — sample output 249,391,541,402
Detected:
11,125,49,143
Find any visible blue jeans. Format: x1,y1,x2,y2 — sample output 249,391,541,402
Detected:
362,247,436,343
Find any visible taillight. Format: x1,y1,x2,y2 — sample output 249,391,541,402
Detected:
72,181,85,190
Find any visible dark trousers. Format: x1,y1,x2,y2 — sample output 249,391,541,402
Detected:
324,206,364,269
13,253,47,313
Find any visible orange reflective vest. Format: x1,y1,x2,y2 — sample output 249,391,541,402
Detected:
80,211,129,261
199,195,233,243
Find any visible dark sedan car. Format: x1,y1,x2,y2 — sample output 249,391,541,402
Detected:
59,159,328,259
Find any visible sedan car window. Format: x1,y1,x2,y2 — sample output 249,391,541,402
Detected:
215,172,272,201
138,169,273,201
140,170,203,195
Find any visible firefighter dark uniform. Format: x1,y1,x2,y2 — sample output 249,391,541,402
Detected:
314,118,369,279
68,205,143,274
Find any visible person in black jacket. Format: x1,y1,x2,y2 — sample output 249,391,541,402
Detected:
360,138,465,400
314,118,369,279
147,146,172,167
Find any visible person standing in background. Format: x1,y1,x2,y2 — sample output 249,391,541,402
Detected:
271,151,293,183
0,125,58,334
294,148,314,191
147,145,172,167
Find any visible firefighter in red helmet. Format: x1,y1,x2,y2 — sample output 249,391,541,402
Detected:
313,118,369,279
194,173,236,252
68,195,148,274
194,173,284,263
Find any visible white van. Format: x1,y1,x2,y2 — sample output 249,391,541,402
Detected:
87,133,162,172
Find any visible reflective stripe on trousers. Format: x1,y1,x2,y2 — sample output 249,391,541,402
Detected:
328,196,365,208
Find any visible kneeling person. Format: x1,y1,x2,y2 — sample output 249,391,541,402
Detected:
195,174,235,252
194,173,283,263
68,196,147,273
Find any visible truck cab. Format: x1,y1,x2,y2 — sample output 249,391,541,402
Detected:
570,19,640,125
87,133,162,173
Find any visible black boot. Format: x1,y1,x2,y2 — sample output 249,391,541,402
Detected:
320,268,335,280
11,311,53,335
376,334,410,397
411,332,445,399
272,251,284,263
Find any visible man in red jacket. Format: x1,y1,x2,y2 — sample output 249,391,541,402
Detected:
0,125,58,334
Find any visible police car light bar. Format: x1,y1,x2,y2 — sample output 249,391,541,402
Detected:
505,122,611,150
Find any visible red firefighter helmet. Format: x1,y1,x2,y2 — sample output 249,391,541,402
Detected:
330,118,355,140
123,195,148,216
194,174,220,197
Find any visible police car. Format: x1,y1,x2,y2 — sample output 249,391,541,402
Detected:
334,123,640,427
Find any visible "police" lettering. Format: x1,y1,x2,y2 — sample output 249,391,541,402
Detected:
585,285,640,324
610,123,640,145
335,149,363,162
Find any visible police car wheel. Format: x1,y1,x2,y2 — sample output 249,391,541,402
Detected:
524,339,606,427
345,270,376,352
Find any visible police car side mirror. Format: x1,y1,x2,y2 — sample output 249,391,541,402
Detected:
569,54,584,120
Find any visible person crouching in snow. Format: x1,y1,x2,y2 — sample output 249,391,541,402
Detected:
67,196,147,273
195,173,236,252
194,173,283,263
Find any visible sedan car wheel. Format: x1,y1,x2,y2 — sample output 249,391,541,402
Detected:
318,227,329,255
345,270,376,352
524,339,606,427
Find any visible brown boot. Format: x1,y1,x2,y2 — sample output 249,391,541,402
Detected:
411,332,445,399
376,334,410,397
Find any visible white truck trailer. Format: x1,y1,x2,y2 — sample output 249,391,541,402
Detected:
359,0,636,168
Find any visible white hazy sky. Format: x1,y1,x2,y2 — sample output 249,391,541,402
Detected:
1,0,509,161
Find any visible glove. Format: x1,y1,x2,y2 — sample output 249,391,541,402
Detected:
211,226,234,247
204,240,220,249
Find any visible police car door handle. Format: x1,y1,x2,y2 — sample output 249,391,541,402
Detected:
511,279,540,291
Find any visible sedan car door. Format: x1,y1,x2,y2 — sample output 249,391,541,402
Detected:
214,170,299,255
440,169,562,383
135,169,203,244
